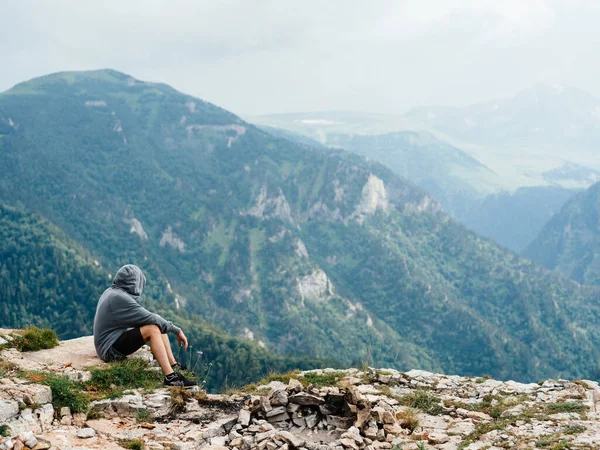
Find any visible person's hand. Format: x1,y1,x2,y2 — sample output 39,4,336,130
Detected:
177,330,188,350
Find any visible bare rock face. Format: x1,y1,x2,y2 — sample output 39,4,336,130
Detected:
124,217,148,241
160,226,186,252
247,186,294,223
351,174,389,223
297,270,334,301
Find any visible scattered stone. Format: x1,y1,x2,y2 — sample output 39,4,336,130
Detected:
76,428,97,438
270,390,288,406
0,399,19,422
239,408,252,427
288,393,325,406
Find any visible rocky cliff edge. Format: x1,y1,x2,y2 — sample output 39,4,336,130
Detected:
1,333,600,450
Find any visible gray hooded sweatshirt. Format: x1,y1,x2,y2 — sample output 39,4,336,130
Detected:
93,264,181,362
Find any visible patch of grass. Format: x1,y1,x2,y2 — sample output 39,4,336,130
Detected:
535,436,568,449
41,373,89,413
303,372,342,388
458,418,512,449
262,370,304,385
377,384,399,400
136,408,151,423
88,358,162,396
25,372,48,383
396,407,420,434
242,370,305,393
12,327,58,352
399,390,445,415
0,359,19,378
86,406,105,420
546,402,587,414
120,439,144,450
458,403,550,449
563,424,586,435
0,425,10,437
168,386,193,414
475,375,493,384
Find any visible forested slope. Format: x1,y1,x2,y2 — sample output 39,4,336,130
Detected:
2,70,600,382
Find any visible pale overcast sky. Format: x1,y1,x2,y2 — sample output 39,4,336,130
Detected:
1,0,599,115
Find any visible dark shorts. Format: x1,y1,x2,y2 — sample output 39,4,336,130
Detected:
111,327,146,357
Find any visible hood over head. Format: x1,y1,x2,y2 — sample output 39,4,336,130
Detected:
112,264,146,298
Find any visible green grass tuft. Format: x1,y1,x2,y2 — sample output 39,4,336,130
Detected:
546,402,587,414
13,327,58,352
399,390,445,415
302,372,342,388
88,358,163,395
0,425,10,437
39,373,89,413
120,439,144,450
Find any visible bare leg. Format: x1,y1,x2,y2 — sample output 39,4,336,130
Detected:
162,333,176,366
140,325,173,376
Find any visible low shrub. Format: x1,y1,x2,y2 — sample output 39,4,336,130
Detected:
88,358,163,394
120,439,144,450
546,402,587,414
302,372,341,388
399,390,445,415
13,327,58,352
396,407,420,433
41,373,89,413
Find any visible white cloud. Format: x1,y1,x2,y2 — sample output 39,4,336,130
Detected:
0,0,597,114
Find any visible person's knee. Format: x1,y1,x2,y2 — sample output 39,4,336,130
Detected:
140,324,161,340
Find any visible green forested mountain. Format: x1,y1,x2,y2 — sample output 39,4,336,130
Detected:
0,203,324,390
525,181,600,286
0,203,107,337
2,70,600,383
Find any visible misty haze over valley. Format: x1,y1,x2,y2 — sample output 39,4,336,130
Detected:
3,0,600,400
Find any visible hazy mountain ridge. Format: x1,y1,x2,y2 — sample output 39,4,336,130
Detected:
525,181,600,286
249,85,600,251
3,70,600,382
406,83,600,150
459,186,581,253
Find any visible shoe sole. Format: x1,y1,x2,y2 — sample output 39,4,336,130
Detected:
164,383,199,390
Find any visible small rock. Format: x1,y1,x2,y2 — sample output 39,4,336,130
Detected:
266,411,289,423
261,396,273,413
287,403,301,413
60,415,72,426
266,406,287,417
0,399,19,423
288,378,303,392
288,393,325,406
239,408,251,427
275,430,305,448
270,390,289,406
305,413,319,428
32,442,51,450
76,428,97,439
19,432,37,449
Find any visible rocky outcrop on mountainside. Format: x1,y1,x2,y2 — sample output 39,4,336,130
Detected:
2,333,600,450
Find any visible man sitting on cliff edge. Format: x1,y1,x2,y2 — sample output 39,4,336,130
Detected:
93,264,197,387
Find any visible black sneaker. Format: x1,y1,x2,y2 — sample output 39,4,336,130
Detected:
164,372,197,388
171,362,188,372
